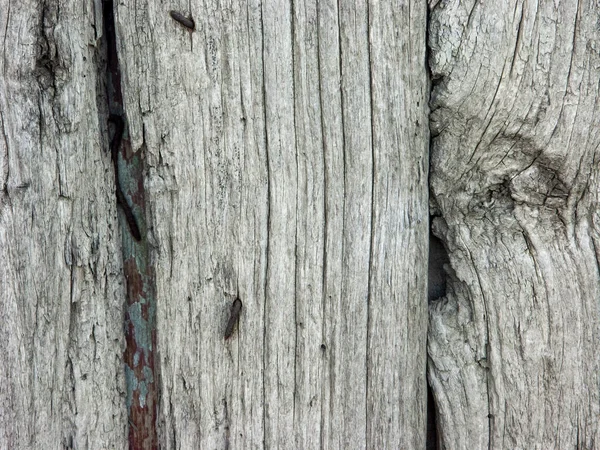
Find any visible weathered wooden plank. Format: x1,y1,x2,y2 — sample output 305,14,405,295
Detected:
0,1,128,448
115,0,428,447
115,0,269,447
367,1,429,448
428,0,600,448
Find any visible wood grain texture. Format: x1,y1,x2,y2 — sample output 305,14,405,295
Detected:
115,0,428,448
367,2,429,447
428,0,600,448
0,1,127,448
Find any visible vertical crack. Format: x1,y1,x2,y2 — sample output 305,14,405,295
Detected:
100,1,158,448
428,231,449,302
426,381,440,450
426,0,443,445
426,228,447,450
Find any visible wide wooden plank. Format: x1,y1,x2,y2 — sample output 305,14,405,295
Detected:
428,0,600,448
115,0,429,447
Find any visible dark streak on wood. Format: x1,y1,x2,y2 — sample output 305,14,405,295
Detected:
104,1,156,448
108,114,142,241
169,11,195,31
224,298,242,340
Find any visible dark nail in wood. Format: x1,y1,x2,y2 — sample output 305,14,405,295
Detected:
117,188,142,241
169,11,195,31
224,298,242,340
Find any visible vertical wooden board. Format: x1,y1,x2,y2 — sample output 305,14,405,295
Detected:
0,1,127,448
367,0,429,448
116,0,269,448
117,0,429,448
428,0,600,448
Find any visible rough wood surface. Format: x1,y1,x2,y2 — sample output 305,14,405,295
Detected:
115,0,429,448
428,0,600,448
0,1,127,448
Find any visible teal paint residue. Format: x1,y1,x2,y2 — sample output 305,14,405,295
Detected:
124,365,138,408
143,365,154,382
128,299,154,361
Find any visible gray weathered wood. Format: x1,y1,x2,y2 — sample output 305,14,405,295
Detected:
115,0,429,448
1,0,429,447
0,1,127,448
5,0,599,447
428,0,600,448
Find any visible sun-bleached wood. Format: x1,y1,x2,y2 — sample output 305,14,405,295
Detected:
428,0,600,448
0,0,428,447
4,0,598,448
115,0,429,448
0,1,127,448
